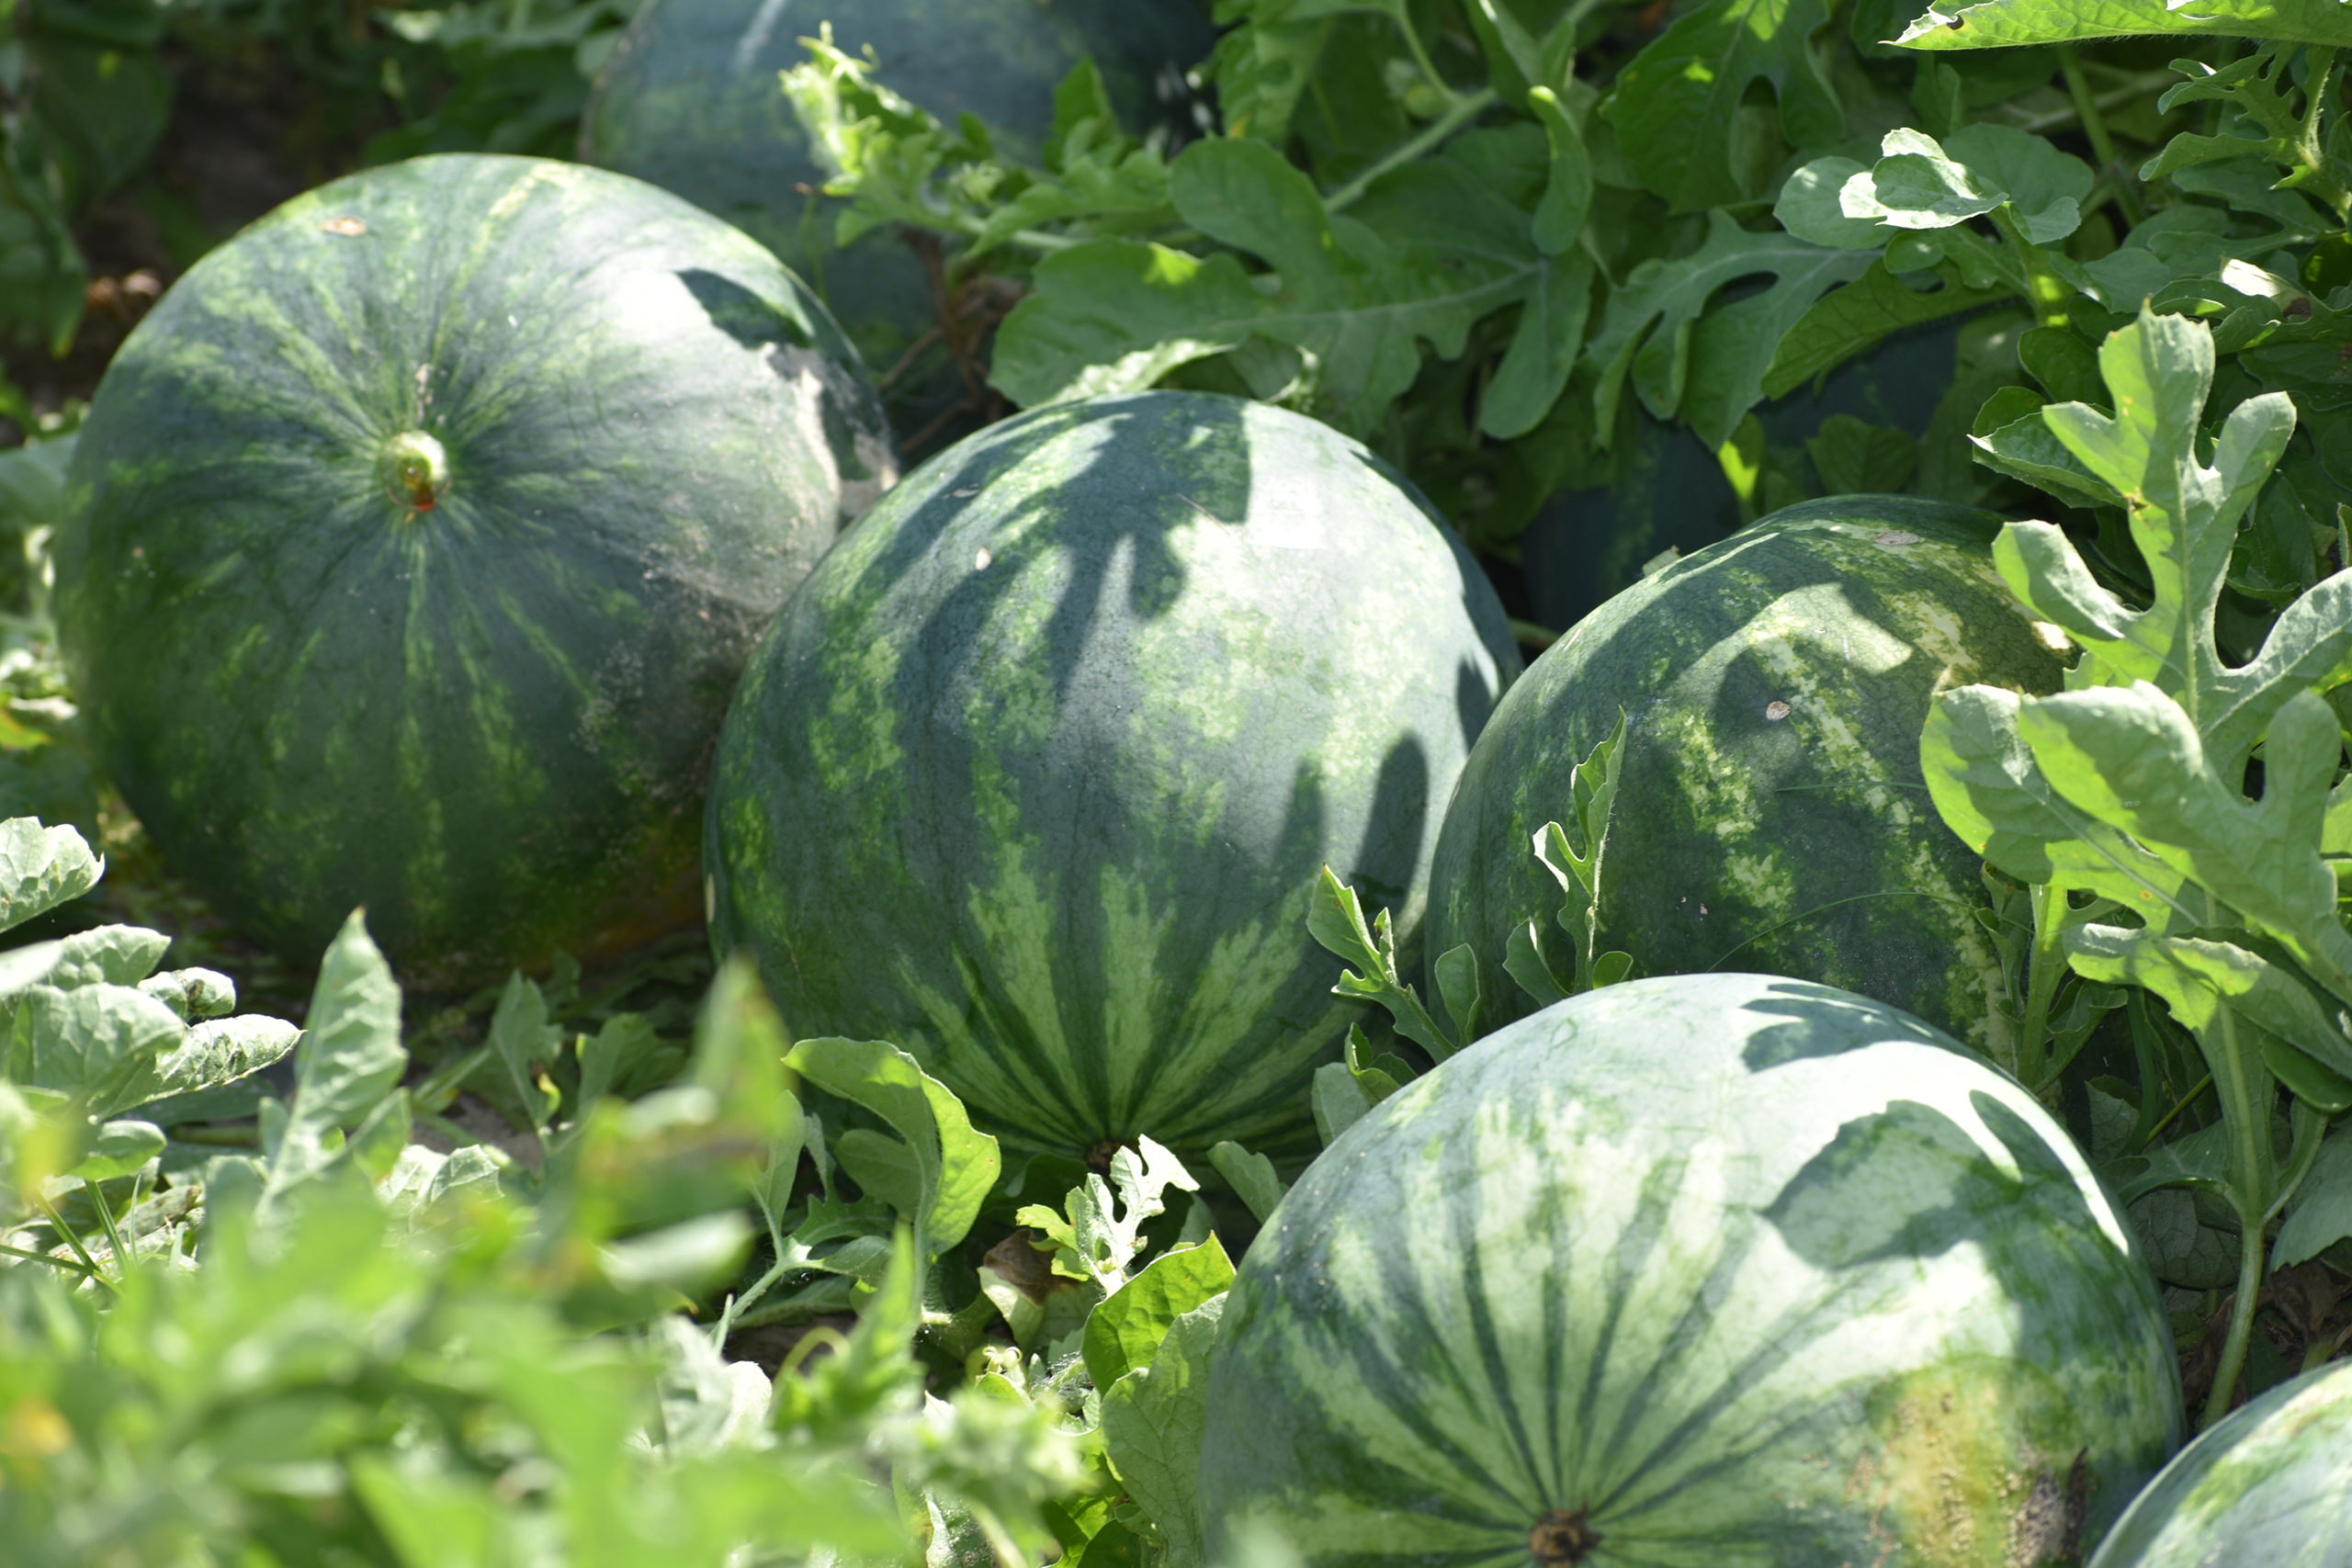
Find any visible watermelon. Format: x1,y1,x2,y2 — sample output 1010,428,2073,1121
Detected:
579,0,1215,434
2088,1358,2352,1567
56,152,895,987
705,390,1520,1160
1199,972,2183,1566
1427,496,2069,1062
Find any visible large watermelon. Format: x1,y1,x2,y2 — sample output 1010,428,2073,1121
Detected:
1427,496,2069,1062
705,390,1520,1160
57,153,895,987
580,0,1215,433
1199,972,2183,1565
2089,1358,2352,1566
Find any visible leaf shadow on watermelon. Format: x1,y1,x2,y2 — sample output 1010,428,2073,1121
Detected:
716,391,1498,1160
1748,1004,2173,1554
678,267,826,354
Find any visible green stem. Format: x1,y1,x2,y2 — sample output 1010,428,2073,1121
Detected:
31,1193,109,1291
2058,45,2144,227
2205,1200,2267,1430
1987,205,2072,328
1390,6,1457,109
0,1241,99,1278
2292,49,2352,220
1325,88,1501,213
2013,72,2190,136
2199,1007,2273,1431
2141,1070,2214,1147
2018,881,2070,1091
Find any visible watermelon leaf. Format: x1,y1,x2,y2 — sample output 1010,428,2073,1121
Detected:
256,910,407,1213
1098,1293,1225,1568
1016,1135,1197,1295
1532,707,1632,997
0,818,99,935
786,1035,1000,1260
1583,211,1874,450
1598,0,1845,212
1895,0,2352,51
1431,943,1485,1046
2272,1126,2352,1266
1206,1141,1287,1224
484,971,563,1144
1307,866,1460,1061
1082,1236,1234,1391
1918,306,2352,1429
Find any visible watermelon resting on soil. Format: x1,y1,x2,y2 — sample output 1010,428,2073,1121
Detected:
2088,1357,2352,1566
1199,972,2182,1567
580,0,1214,434
705,389,1519,1161
57,152,895,987
1428,495,2070,1062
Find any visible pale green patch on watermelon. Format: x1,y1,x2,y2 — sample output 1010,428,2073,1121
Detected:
1201,973,2181,1567
2088,1358,2352,1566
1428,498,2069,1068
707,391,1518,1158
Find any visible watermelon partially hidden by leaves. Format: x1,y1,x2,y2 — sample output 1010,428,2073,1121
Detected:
1200,972,2182,1565
1428,495,2069,1063
58,153,895,987
580,0,1212,433
2088,1358,2352,1566
705,390,1519,1161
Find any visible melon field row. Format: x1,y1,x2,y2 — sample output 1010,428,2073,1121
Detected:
4,0,2352,1563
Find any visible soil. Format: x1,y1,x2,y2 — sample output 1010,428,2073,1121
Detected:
1,39,392,440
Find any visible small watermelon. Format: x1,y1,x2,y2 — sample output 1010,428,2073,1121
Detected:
705,390,1519,1161
580,0,1214,432
1200,972,2182,1565
57,153,895,987
2089,1358,2352,1566
1428,495,2069,1061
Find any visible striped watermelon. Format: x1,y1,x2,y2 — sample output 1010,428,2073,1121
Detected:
57,153,895,987
705,390,1519,1160
2089,1359,2352,1566
580,0,1214,431
1427,496,2069,1062
1199,973,2182,1565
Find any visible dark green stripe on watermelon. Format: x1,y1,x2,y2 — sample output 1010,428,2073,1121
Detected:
1428,496,2069,1062
58,153,896,987
706,390,1520,1160
1201,973,2181,1566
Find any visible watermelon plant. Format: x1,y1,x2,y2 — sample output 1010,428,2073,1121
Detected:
1923,306,2352,1428
2088,1357,2352,1565
1199,972,2181,1564
705,389,1520,1163
1426,494,2073,1066
582,0,1215,441
54,152,895,990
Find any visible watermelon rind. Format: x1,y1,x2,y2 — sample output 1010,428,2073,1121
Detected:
705,389,1520,1159
1428,495,2070,1061
58,153,896,986
2087,1357,2352,1567
1199,972,2182,1567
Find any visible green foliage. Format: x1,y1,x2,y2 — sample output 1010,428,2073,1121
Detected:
1921,307,2352,1427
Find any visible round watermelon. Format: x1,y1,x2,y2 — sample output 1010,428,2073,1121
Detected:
1427,495,2069,1064
580,0,1215,433
1200,972,2183,1565
56,152,896,987
705,390,1520,1160
2089,1358,2352,1566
